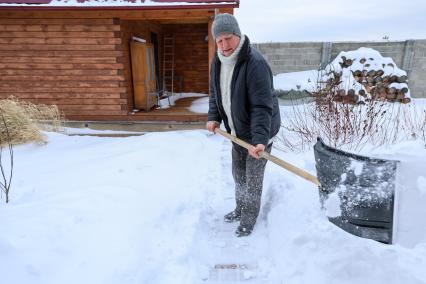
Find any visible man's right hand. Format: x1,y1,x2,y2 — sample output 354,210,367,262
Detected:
206,121,220,133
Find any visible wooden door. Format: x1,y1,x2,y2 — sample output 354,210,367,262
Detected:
130,41,157,111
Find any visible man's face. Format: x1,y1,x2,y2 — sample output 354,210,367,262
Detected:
215,33,240,57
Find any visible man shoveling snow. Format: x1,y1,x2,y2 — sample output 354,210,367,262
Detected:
206,13,281,237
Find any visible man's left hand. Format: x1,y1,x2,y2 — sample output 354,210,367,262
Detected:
248,144,265,159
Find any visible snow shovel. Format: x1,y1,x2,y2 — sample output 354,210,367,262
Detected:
215,129,398,244
214,128,320,186
314,138,398,244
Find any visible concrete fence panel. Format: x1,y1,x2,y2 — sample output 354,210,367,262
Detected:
253,40,426,98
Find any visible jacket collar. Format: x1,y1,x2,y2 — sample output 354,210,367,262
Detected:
236,35,250,64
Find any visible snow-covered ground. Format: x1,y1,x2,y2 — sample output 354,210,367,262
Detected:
0,100,425,283
274,70,319,92
156,92,207,110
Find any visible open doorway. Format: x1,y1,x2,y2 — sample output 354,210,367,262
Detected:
151,32,162,97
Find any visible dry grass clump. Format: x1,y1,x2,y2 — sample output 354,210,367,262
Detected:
0,98,64,146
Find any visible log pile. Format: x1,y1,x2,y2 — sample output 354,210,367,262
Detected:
316,52,411,104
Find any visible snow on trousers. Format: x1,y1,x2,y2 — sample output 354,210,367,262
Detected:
232,142,272,228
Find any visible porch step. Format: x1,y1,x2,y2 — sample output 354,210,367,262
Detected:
63,121,205,134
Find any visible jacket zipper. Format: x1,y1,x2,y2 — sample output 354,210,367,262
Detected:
214,58,230,132
229,61,241,138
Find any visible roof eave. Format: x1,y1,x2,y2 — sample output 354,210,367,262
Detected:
0,3,239,10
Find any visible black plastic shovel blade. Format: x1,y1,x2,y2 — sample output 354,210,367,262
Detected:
314,138,398,244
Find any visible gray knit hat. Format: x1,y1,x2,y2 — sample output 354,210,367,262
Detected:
211,13,241,39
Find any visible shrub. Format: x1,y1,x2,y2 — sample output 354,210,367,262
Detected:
279,97,426,152
0,97,63,146
275,89,312,100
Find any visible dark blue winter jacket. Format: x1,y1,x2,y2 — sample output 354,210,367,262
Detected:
208,36,281,146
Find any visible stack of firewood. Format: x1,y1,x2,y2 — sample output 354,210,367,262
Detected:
317,55,411,104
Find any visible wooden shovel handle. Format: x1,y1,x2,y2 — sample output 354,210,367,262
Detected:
214,128,320,186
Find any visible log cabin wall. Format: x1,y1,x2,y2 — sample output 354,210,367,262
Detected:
0,15,210,120
0,17,127,119
163,23,209,94
0,7,233,121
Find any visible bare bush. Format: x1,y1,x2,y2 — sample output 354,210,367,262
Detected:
279,98,426,152
278,49,424,152
0,97,63,203
0,113,13,203
398,104,426,144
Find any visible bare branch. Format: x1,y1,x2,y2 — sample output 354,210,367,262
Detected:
0,112,13,203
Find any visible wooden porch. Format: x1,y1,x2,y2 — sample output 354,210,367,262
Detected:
67,95,208,122
130,95,208,122
0,3,237,123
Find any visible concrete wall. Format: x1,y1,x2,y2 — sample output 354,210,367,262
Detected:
410,40,426,98
252,40,426,98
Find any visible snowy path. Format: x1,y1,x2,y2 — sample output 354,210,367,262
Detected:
1,129,426,284
190,138,273,283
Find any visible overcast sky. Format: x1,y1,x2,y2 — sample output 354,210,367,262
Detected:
234,0,426,43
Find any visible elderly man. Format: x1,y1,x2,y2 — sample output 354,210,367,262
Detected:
206,13,281,237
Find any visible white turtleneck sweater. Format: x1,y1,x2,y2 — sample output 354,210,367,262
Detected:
217,34,246,136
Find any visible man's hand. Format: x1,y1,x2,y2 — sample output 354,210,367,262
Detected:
206,121,220,133
248,144,265,159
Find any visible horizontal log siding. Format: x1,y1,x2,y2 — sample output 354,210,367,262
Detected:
164,23,209,94
0,17,128,118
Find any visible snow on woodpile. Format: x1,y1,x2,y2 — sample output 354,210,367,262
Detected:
317,47,411,104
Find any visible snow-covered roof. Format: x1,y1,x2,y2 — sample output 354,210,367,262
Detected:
0,0,239,8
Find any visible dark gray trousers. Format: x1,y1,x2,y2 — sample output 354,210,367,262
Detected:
231,142,272,228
